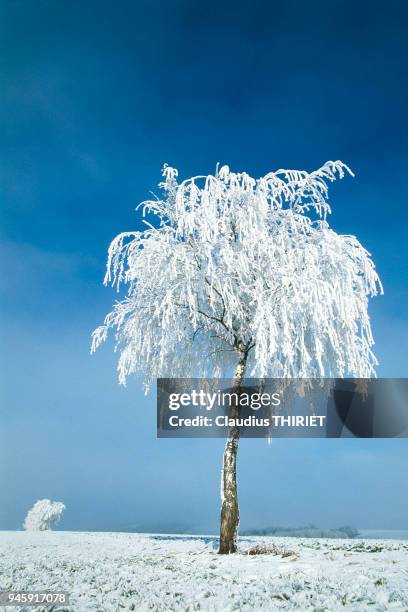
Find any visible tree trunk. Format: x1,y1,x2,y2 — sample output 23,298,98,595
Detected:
218,353,247,554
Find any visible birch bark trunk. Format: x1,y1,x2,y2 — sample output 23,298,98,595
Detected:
218,352,247,554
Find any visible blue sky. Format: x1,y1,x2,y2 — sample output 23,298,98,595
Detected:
1,0,407,532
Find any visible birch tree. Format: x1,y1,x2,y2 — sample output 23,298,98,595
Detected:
92,161,382,553
23,499,65,531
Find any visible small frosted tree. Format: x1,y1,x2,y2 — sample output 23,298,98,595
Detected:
92,161,382,553
23,499,65,531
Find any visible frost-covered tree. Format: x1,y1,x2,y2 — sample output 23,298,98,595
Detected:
92,161,382,553
23,499,65,531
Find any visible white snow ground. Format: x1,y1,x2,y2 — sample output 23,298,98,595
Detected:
0,531,407,611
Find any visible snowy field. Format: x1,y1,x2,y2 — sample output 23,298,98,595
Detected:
1,531,408,611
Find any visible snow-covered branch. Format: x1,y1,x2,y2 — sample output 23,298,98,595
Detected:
92,162,382,389
23,500,65,531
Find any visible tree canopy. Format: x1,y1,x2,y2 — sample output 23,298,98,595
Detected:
92,162,382,389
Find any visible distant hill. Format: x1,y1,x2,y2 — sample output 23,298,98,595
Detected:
241,525,359,539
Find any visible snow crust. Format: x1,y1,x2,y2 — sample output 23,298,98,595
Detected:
1,531,407,610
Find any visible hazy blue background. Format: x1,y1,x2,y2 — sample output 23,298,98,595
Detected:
1,0,407,533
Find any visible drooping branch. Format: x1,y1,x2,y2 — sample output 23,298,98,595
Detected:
92,161,382,389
